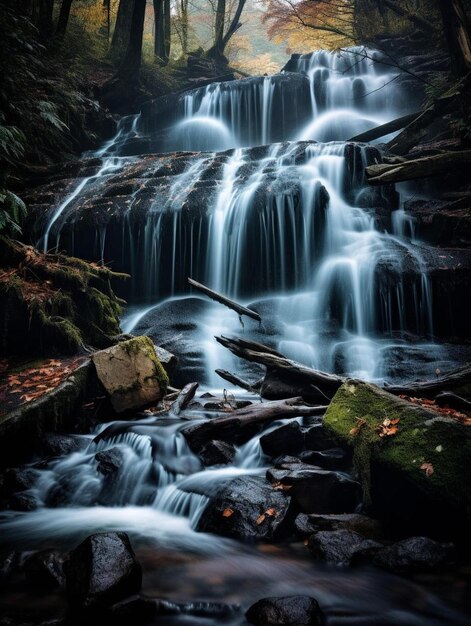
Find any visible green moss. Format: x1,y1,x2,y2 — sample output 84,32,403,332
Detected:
324,381,471,514
120,335,169,394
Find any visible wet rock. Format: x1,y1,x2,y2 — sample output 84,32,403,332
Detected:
91,336,169,413
9,492,38,511
199,440,236,466
298,448,349,470
308,530,382,565
197,476,294,542
364,537,455,574
154,345,177,378
267,465,361,514
23,550,65,590
65,532,142,610
303,424,338,451
246,595,323,626
108,595,156,624
0,552,20,584
260,422,304,457
2,467,37,493
155,599,240,619
41,434,86,458
294,513,383,540
95,447,124,477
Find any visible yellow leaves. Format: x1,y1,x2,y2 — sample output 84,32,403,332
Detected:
421,462,434,477
222,508,234,518
349,418,366,436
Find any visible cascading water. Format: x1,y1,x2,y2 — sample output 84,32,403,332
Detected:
32,47,453,385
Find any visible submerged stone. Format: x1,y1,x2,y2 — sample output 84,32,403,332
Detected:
246,595,323,626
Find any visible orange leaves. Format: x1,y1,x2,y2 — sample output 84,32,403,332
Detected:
399,394,471,426
256,507,277,525
222,508,234,518
349,416,400,439
271,481,292,491
349,418,366,437
1,357,83,407
377,417,400,438
421,462,434,477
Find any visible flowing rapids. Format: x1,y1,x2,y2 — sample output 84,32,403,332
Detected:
5,47,469,624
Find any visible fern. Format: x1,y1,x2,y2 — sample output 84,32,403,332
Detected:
37,101,69,132
0,189,27,235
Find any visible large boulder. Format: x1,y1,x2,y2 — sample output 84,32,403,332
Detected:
260,422,305,457
267,463,361,514
246,595,323,626
323,381,471,538
65,532,142,610
197,476,294,542
308,529,383,566
91,336,168,413
294,513,383,540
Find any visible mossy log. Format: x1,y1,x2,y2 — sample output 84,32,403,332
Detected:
323,381,471,540
0,236,128,356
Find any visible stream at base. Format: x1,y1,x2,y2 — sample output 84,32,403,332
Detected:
1,399,470,625
3,46,471,625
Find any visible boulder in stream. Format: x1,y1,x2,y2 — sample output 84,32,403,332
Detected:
308,529,383,566
295,513,383,540
197,476,295,541
65,532,142,610
91,336,169,413
246,595,323,626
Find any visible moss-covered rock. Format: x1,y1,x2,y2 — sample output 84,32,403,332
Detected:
0,235,127,356
323,381,471,539
91,336,169,413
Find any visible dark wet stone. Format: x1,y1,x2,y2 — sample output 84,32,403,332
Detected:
9,492,38,511
199,440,236,466
197,476,294,542
298,448,349,470
294,513,383,540
308,529,383,565
260,422,305,457
23,550,65,590
267,465,361,514
365,536,455,574
0,551,20,584
155,599,240,619
108,595,157,624
41,434,86,458
65,532,142,610
95,447,124,477
3,467,37,493
303,424,338,451
246,595,323,626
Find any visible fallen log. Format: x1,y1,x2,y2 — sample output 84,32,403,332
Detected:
348,112,419,143
215,336,344,400
386,363,471,399
182,397,328,452
188,278,261,322
215,369,262,392
171,382,199,415
365,150,471,185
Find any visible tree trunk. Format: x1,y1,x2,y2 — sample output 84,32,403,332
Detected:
55,0,74,40
207,0,246,60
154,0,170,64
180,0,189,54
117,0,147,83
37,0,54,39
164,0,171,62
438,0,471,75
380,0,435,33
213,0,226,55
110,0,136,62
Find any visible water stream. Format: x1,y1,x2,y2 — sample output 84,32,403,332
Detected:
4,47,471,624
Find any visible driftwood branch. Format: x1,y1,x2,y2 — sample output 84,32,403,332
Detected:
188,278,261,322
215,369,261,392
348,112,420,143
182,397,327,452
171,382,199,415
365,150,471,185
386,364,471,399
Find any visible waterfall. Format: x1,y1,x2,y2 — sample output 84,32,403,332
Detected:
35,46,439,383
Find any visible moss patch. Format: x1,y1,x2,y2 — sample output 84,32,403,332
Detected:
324,381,471,520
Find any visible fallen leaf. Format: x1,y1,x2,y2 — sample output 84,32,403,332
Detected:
349,417,367,436
222,508,234,518
265,507,276,517
421,462,434,477
256,514,266,525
